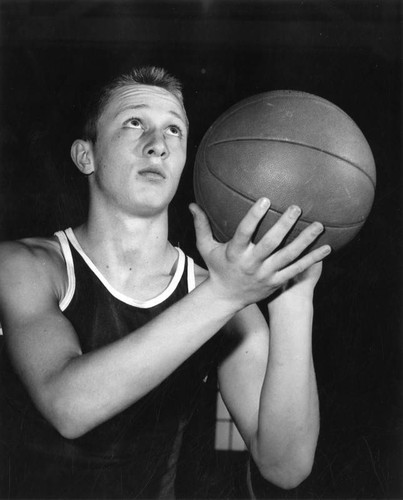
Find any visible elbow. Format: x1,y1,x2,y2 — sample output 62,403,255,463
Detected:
263,464,313,490
55,419,87,441
254,451,314,490
52,411,88,440
41,393,92,440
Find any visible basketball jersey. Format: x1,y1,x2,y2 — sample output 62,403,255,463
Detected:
0,228,219,499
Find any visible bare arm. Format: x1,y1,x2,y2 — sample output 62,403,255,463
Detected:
0,241,239,439
218,281,320,490
0,198,329,444
191,200,328,489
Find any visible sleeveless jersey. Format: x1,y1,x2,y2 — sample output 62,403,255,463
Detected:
0,228,219,499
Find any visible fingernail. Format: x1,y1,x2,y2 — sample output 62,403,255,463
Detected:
322,245,332,255
313,222,324,234
290,205,301,217
260,198,270,209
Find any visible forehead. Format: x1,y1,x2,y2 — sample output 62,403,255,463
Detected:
102,84,188,125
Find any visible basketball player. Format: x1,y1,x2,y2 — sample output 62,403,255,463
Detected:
0,67,331,498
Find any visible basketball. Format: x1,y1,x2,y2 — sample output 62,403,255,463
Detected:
193,90,376,252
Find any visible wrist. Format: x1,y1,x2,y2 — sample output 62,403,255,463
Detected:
198,276,245,316
268,288,314,313
267,296,314,360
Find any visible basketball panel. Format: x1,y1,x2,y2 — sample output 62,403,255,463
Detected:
194,161,363,251
205,92,376,181
205,140,375,226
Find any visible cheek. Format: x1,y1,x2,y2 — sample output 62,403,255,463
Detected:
94,139,126,172
173,142,187,166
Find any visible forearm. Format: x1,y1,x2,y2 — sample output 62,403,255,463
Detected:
251,295,319,489
44,279,238,438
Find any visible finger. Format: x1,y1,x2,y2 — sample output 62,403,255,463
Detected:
272,244,331,285
279,221,325,266
189,203,215,256
253,205,302,260
228,198,271,254
269,221,325,269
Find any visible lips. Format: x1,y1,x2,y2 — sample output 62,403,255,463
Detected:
138,166,166,180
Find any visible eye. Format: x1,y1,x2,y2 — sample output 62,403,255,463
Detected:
124,118,143,129
166,125,183,137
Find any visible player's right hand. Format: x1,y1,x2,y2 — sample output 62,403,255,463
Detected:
189,198,331,310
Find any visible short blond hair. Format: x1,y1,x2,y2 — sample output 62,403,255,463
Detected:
82,66,187,143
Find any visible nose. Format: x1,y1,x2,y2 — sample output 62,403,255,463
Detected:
143,131,168,159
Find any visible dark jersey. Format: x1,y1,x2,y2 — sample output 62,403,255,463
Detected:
0,228,218,499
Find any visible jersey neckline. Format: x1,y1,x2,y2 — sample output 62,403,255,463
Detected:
64,227,186,309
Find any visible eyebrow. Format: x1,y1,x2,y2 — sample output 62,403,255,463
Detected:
113,104,188,126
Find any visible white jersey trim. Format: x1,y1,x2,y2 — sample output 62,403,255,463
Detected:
187,256,196,292
54,230,76,312
62,227,188,309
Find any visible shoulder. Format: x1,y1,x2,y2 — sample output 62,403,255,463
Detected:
0,236,63,273
0,236,67,304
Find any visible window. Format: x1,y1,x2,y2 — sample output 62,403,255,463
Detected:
215,390,246,451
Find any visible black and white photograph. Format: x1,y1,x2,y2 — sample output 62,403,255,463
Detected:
0,1,401,498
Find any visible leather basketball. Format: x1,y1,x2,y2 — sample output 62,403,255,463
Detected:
193,90,376,251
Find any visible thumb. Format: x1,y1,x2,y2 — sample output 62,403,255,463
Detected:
189,203,214,256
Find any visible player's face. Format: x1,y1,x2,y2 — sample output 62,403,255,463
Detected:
89,84,188,216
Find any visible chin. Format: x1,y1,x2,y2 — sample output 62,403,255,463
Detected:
129,201,170,218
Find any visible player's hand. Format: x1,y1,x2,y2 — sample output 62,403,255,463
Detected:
273,260,323,302
190,198,331,310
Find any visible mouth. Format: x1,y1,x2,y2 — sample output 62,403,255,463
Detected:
137,167,166,180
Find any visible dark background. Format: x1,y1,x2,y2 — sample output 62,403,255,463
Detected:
0,0,402,498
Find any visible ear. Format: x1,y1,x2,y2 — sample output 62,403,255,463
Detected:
70,139,95,176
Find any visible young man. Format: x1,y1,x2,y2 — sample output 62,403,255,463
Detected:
0,66,331,498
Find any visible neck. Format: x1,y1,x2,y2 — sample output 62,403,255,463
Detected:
74,204,174,274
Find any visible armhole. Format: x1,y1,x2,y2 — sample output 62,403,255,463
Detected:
54,231,76,311
187,256,196,292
